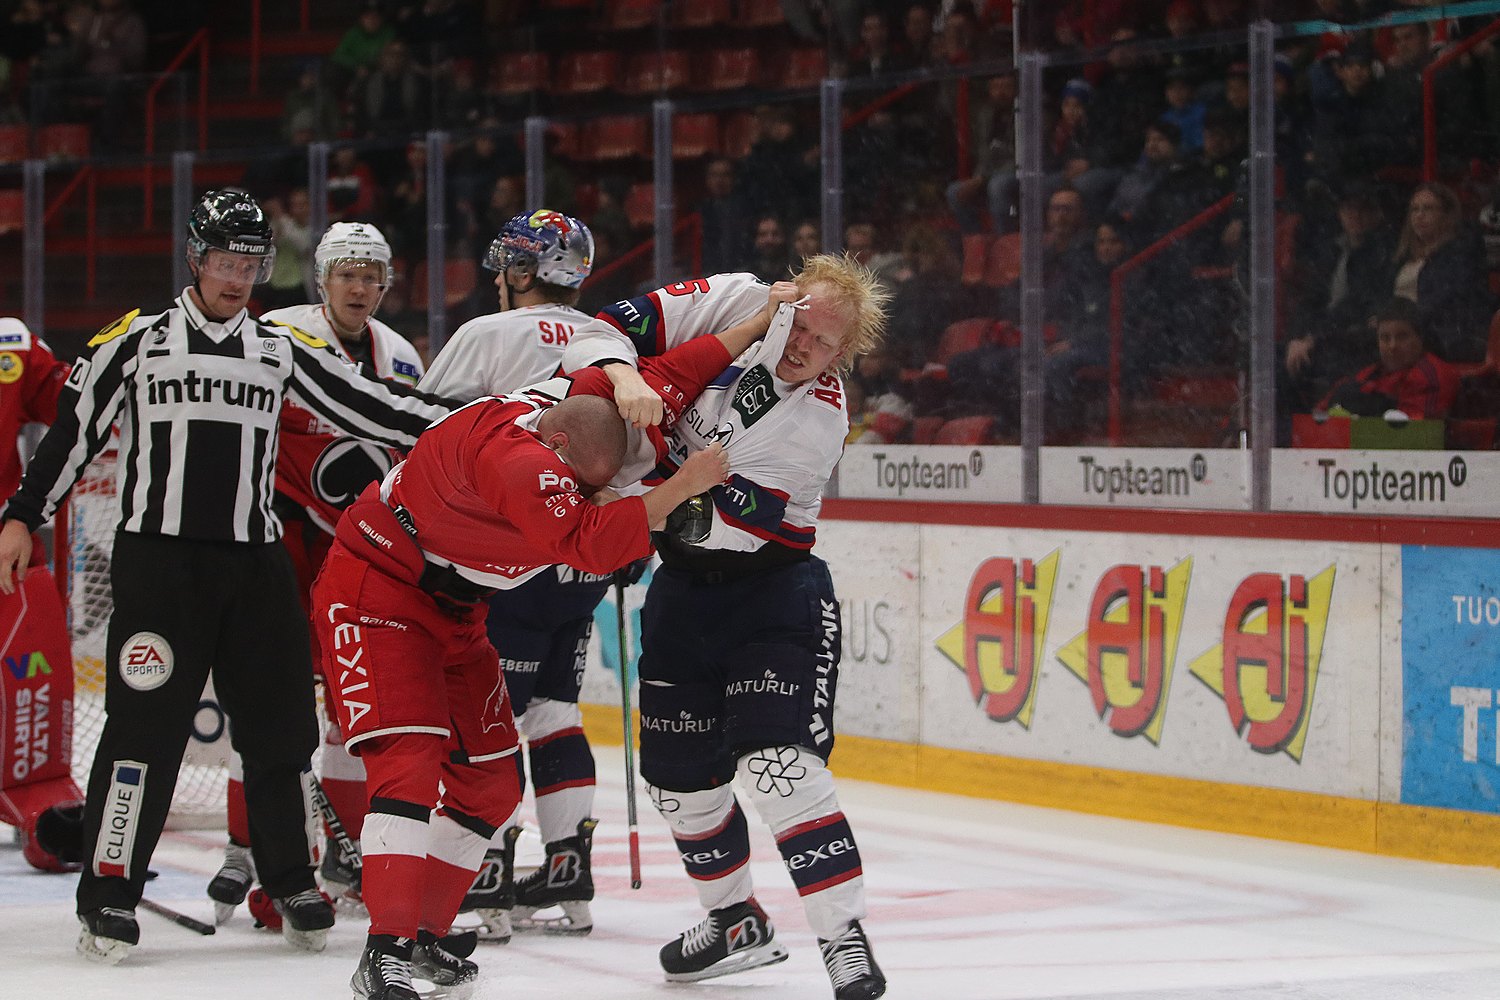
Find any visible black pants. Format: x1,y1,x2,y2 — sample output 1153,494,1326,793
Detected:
77,531,321,914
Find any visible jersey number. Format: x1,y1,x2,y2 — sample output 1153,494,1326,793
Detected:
662,278,712,297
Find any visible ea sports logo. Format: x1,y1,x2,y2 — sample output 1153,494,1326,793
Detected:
119,632,174,691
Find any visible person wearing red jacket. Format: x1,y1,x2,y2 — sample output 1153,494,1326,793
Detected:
0,318,70,500
1319,297,1460,420
313,293,789,1000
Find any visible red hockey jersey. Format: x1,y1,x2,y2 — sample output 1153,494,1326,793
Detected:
0,319,70,501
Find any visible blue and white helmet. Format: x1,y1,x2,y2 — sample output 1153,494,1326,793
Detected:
484,209,594,290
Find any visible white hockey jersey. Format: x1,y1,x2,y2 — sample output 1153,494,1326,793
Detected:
562,272,849,554
420,303,588,402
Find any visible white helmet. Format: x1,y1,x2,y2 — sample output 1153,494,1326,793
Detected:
315,221,393,299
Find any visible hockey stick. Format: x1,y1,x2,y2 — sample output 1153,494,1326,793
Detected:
615,571,642,890
139,897,215,936
307,773,362,875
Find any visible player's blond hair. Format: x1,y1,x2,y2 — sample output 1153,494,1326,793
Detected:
793,253,889,374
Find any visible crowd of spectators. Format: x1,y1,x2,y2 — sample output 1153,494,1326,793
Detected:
8,0,1500,448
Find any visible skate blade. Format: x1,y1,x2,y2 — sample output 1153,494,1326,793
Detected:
512,899,592,935
213,900,239,926
77,927,133,965
414,977,476,1000
472,909,513,944
664,941,790,983
283,925,329,953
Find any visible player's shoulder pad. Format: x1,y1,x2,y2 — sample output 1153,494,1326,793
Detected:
266,319,329,350
87,309,142,348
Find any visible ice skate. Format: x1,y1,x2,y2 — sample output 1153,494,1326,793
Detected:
460,825,520,942
274,887,336,952
512,818,596,934
818,920,886,1000
320,841,365,912
659,897,789,982
206,840,256,925
411,929,479,998
77,906,139,965
351,934,419,1000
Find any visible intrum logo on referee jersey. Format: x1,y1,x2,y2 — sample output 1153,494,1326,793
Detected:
119,632,173,691
146,371,276,412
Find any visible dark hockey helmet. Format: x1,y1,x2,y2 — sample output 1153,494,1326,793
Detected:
483,209,594,290
186,189,277,284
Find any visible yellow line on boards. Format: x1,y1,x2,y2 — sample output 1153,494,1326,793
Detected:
578,703,1500,869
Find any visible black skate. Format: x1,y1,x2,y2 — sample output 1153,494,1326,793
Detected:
659,897,789,982
512,818,596,934
412,929,479,998
274,887,336,952
352,934,419,1000
206,840,256,925
77,906,139,965
819,920,886,1000
460,825,521,943
320,842,364,911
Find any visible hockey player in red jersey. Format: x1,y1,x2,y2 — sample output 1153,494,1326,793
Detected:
202,222,426,922
312,289,796,1000
561,255,891,1000
0,316,81,873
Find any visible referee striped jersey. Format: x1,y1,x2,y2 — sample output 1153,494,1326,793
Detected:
2,290,451,543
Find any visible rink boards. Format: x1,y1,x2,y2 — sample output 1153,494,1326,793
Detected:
578,501,1500,868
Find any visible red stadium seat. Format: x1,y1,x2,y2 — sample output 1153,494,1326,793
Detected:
672,0,730,28
601,0,659,30
960,234,993,286
936,318,996,365
489,52,550,97
0,190,22,235
554,52,620,96
1447,418,1497,450
737,0,786,28
624,182,656,230
581,115,649,161
37,124,89,161
621,51,692,95
936,416,995,445
911,415,944,444
720,111,757,158
672,114,719,159
700,48,758,91
547,122,582,160
983,234,1021,288
780,49,828,90
0,125,29,165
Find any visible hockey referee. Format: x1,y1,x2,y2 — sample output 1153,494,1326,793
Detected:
0,190,454,965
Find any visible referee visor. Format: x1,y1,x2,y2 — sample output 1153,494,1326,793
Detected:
198,247,277,285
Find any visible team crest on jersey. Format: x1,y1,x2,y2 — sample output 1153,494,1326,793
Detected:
94,760,147,878
0,352,22,384
88,309,140,347
119,632,173,691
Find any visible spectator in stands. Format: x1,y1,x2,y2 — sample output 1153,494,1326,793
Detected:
1310,41,1406,183
791,221,821,273
1046,219,1133,439
902,3,936,67
331,0,396,96
434,57,489,131
260,189,316,311
394,0,483,72
353,38,426,139
738,105,817,227
1089,29,1166,195
1390,181,1493,363
481,175,525,239
749,216,789,282
1319,296,1459,419
328,146,380,222
945,72,1018,234
782,0,862,57
1161,68,1206,153
884,225,972,371
386,139,429,259
281,61,341,142
849,11,909,77
1161,0,1216,84
448,119,523,232
700,157,752,276
77,0,145,78
1107,120,1182,229
1383,20,1480,168
1283,180,1396,417
1199,109,1244,199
